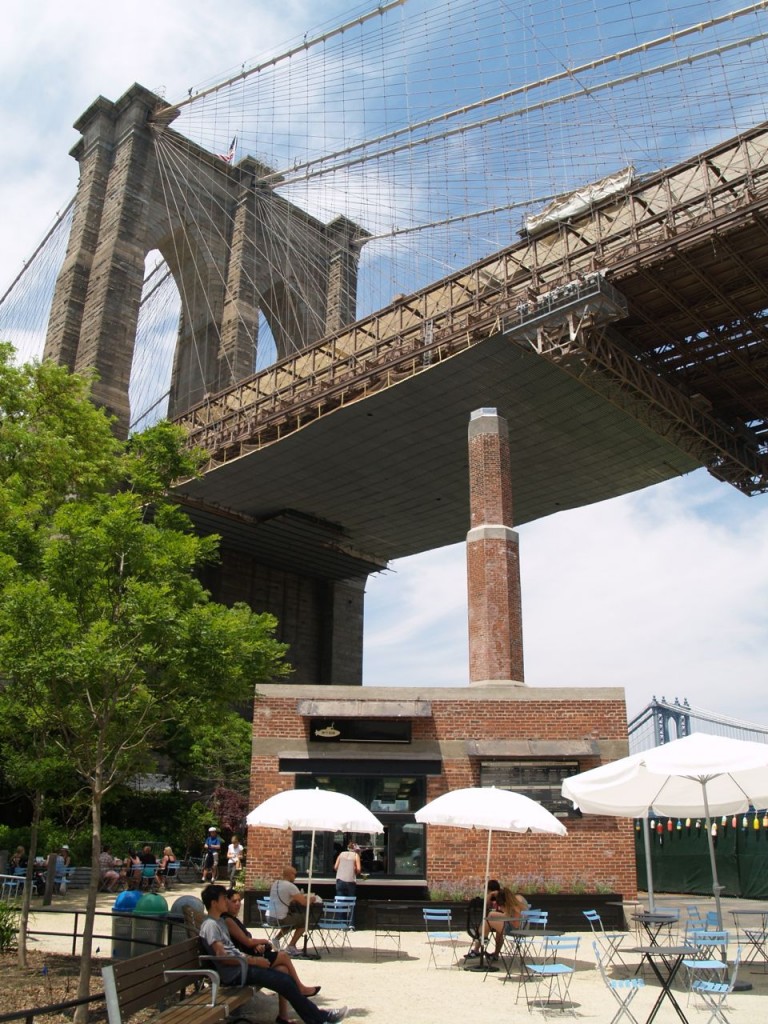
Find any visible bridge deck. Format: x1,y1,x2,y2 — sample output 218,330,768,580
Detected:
173,121,768,576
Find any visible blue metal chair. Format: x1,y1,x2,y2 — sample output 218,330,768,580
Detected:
1,873,24,901
255,896,281,944
583,909,628,971
333,894,357,922
520,908,549,929
691,947,742,1024
423,908,461,969
593,941,645,1024
318,897,356,952
499,908,549,983
524,935,581,1011
683,930,730,1003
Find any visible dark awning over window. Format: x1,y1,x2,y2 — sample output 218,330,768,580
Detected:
279,757,442,776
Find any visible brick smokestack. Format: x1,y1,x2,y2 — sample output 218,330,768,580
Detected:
466,407,524,685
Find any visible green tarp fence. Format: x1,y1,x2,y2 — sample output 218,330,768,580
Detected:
635,814,768,899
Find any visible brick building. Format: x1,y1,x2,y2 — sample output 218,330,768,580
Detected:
245,683,636,898
244,408,636,900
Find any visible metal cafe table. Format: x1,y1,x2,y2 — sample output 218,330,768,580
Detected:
628,944,697,1024
632,910,680,946
498,927,564,984
730,907,768,972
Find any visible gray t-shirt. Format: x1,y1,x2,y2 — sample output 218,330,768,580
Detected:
199,916,246,984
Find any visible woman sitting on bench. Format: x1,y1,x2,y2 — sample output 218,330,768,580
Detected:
221,889,322,1011
200,884,347,1024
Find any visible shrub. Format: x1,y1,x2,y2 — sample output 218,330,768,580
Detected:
428,878,483,901
0,901,19,952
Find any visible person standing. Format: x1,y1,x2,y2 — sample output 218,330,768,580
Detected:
202,826,222,882
227,834,244,882
333,842,361,897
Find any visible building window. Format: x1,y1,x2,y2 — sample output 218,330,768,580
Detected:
480,760,582,819
291,773,426,878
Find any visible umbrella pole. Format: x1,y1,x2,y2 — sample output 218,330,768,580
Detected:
466,828,495,972
701,784,724,931
642,815,656,912
303,828,316,957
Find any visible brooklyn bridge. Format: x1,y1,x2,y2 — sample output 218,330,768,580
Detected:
2,0,768,687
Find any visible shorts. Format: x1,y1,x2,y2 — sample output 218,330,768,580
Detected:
279,903,323,929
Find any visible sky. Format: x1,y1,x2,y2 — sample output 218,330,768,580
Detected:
2,0,768,726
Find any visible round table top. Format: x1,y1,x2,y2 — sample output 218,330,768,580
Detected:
629,945,697,955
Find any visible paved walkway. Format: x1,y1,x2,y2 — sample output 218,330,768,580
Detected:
20,887,768,1023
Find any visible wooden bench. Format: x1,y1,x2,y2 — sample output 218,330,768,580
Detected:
102,937,256,1024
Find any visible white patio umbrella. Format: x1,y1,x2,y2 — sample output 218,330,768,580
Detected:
562,733,768,929
415,787,567,968
246,788,383,954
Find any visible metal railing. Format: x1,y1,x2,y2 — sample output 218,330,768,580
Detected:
1,908,190,1023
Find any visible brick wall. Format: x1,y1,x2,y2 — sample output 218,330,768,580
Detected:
246,685,637,898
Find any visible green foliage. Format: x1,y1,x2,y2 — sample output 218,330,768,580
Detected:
185,712,253,790
0,901,19,952
0,348,290,985
177,802,215,857
0,350,290,807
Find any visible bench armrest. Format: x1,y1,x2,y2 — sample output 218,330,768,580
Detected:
198,954,249,986
163,969,220,1007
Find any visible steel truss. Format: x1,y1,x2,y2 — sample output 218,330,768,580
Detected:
174,122,768,492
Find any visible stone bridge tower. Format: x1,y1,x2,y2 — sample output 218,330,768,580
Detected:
43,83,370,687
44,83,367,436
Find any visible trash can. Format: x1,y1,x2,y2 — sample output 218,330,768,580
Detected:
167,895,205,944
131,892,168,957
111,890,143,959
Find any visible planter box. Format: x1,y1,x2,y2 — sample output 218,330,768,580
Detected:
243,890,625,932
518,893,624,931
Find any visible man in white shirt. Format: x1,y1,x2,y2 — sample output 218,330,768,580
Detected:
199,884,346,1024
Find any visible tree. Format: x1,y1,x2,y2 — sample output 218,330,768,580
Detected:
0,347,290,1009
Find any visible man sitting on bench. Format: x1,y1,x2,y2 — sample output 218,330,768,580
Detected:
199,884,348,1024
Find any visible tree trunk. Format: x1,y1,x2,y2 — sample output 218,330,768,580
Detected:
16,789,44,967
74,788,104,1023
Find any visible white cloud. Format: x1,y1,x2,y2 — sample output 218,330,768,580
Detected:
364,470,768,725
0,0,354,288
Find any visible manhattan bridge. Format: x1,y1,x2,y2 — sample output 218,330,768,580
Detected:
2,0,768,691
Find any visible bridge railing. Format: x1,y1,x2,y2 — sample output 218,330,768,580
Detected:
174,121,768,470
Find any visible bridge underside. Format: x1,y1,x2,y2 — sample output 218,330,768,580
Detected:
175,332,699,579
175,122,768,581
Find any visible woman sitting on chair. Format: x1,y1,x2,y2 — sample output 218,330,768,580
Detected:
156,846,177,889
467,879,529,961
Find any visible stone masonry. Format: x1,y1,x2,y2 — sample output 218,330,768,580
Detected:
44,84,367,437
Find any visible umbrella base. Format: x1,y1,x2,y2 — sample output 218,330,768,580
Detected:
464,962,499,973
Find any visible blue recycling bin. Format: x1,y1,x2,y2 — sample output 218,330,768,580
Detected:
111,889,143,958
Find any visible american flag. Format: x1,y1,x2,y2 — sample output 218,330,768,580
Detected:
217,136,237,163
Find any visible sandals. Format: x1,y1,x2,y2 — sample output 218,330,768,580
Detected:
306,986,321,997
